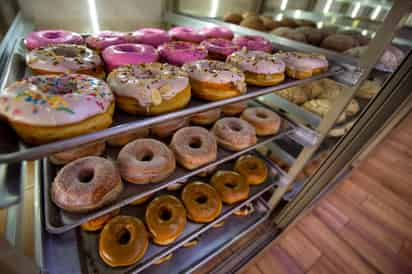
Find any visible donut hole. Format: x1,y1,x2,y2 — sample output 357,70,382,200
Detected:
53,47,79,58
138,150,154,162
117,45,138,52
158,207,172,221
229,122,242,132
44,32,62,39
256,112,268,119
224,182,236,189
117,228,131,245
195,195,208,204
78,168,94,183
189,137,202,149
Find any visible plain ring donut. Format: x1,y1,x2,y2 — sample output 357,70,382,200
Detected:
212,117,257,151
241,107,281,136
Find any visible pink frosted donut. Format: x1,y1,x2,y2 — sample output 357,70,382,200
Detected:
233,35,272,53
102,43,158,71
129,28,171,47
158,41,207,66
199,26,233,40
24,29,84,50
168,27,205,43
200,38,240,61
86,31,127,51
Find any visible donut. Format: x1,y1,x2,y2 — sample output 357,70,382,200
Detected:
129,193,153,205
339,30,369,46
49,141,106,165
234,155,268,185
102,43,158,71
51,156,123,213
99,216,149,267
240,17,266,31
320,34,359,52
227,48,285,86
210,170,249,204
212,117,257,151
276,51,328,79
107,63,190,115
158,41,207,66
182,60,246,101
234,203,254,216
0,74,114,145
197,165,217,177
295,27,325,45
242,11,258,19
319,25,339,36
221,101,248,116
151,117,190,138
107,127,150,147
24,30,84,50
167,183,184,191
278,18,298,28
85,31,127,51
200,38,240,61
271,27,307,43
117,138,176,184
183,238,199,248
260,16,281,31
129,28,171,47
145,195,187,245
233,35,272,53
181,182,222,223
170,126,217,170
168,27,205,43
190,108,221,125
80,208,120,231
241,107,281,136
223,12,243,24
275,86,308,104
199,26,233,40
26,44,104,78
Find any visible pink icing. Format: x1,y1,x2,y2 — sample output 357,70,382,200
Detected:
24,30,84,50
85,31,128,51
129,28,171,47
233,35,272,53
102,43,159,71
168,27,205,43
276,51,328,71
200,38,240,58
158,41,207,66
227,49,285,74
199,26,234,40
0,74,114,126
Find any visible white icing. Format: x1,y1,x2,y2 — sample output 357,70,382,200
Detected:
227,49,285,74
276,51,328,71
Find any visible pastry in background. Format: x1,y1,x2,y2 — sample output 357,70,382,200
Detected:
271,27,307,43
242,11,258,19
303,99,347,123
339,29,369,46
275,86,308,105
294,19,316,28
278,18,298,28
319,25,339,36
106,127,150,147
345,99,360,117
221,101,248,116
240,16,266,31
260,15,281,31
320,34,359,52
223,12,243,24
49,142,106,165
295,27,325,45
151,117,189,139
355,80,381,99
302,80,324,99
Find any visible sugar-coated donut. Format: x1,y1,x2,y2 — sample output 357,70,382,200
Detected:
276,51,328,79
170,126,217,170
320,34,359,52
86,31,128,51
51,156,123,213
210,170,249,204
80,208,120,232
151,117,190,138
241,107,281,136
158,41,208,66
182,60,246,101
233,35,272,53
145,195,187,245
221,101,248,116
181,182,222,223
129,28,171,47
129,193,153,205
0,74,114,145
99,216,149,267
190,108,221,125
107,63,190,115
117,138,176,184
212,117,257,151
107,127,150,147
168,27,205,43
199,26,233,40
200,38,240,61
234,155,268,185
24,30,84,50
49,141,106,165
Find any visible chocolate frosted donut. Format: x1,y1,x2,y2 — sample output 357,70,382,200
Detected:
170,127,217,170
241,107,281,136
320,34,359,52
190,108,221,125
51,156,123,213
295,27,325,45
118,139,176,184
212,118,257,151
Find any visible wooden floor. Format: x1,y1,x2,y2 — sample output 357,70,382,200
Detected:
239,113,412,274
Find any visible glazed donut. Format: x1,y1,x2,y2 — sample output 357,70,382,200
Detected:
167,182,184,191
223,12,243,24
26,44,104,78
212,117,257,151
151,117,190,138
320,34,359,52
233,35,272,53
49,141,106,165
107,127,150,147
276,51,328,79
154,253,174,265
295,27,325,45
51,156,123,213
241,107,281,136
234,203,254,216
129,193,153,205
99,216,149,267
221,101,248,116
168,27,205,43
227,49,285,86
85,31,127,51
145,195,187,245
158,41,207,66
240,17,266,31
80,208,120,232
0,74,114,145
170,126,217,170
200,38,240,61
210,170,249,204
129,28,171,47
181,182,222,223
271,27,307,43
197,165,216,177
102,43,158,71
199,26,233,40
117,138,176,184
190,108,221,125
183,238,199,248
182,60,246,101
234,154,268,185
24,30,84,50
107,63,190,115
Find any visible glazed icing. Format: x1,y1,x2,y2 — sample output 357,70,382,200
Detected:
200,38,240,57
24,30,84,50
86,31,128,51
129,28,171,47
0,74,114,126
199,26,233,40
227,48,285,74
107,63,189,108
158,41,207,66
168,27,205,43
276,51,328,71
232,35,272,53
26,44,102,74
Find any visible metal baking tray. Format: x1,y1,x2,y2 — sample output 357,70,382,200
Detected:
0,161,24,208
0,38,343,164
